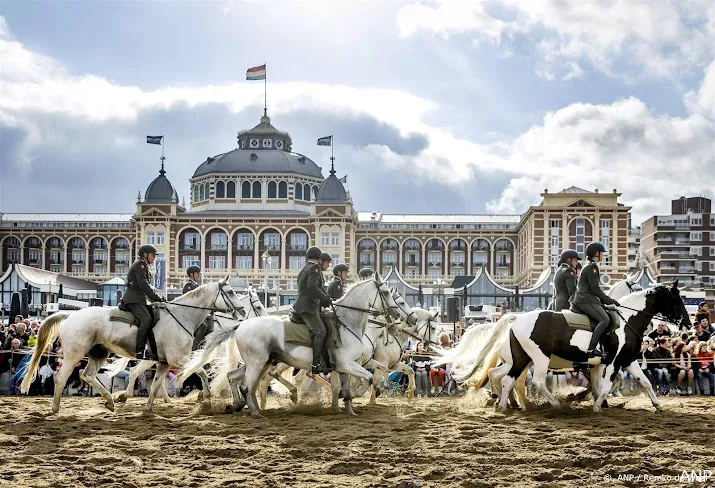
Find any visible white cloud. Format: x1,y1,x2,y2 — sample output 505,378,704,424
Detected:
397,0,715,82
685,59,715,119
1,14,713,224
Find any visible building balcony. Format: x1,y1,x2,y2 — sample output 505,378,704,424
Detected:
497,262,511,268
450,262,465,267
28,259,41,265
359,261,374,267
381,261,397,267
262,245,281,252
234,245,254,251
179,246,201,251
427,262,443,267
404,245,420,251
72,260,85,265
359,245,375,251
114,244,129,249
209,245,228,251
288,245,307,251
473,247,489,252
405,262,420,267
50,260,63,265
94,259,106,264
115,260,128,265
382,246,398,251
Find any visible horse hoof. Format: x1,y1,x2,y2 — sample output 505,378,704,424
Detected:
197,391,204,402
224,405,234,414
345,408,358,417
290,392,298,404
654,405,663,413
115,393,128,403
250,411,263,418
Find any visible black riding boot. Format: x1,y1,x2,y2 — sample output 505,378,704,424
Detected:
587,321,609,358
311,333,328,374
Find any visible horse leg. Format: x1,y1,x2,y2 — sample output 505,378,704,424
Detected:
271,364,298,404
258,367,272,410
531,357,561,409
307,371,332,393
594,365,616,413
626,362,661,412
488,362,512,406
114,360,155,403
145,363,171,412
399,363,416,401
226,364,247,412
51,353,83,415
244,361,271,418
513,367,533,410
340,372,357,416
80,358,115,412
330,372,341,412
370,368,384,405
196,367,212,406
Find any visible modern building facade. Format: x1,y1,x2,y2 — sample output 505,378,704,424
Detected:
0,111,634,307
641,196,715,288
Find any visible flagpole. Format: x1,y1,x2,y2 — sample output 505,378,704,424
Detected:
264,62,267,116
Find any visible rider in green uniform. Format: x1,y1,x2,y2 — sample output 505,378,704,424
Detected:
293,247,333,373
328,264,349,300
570,242,620,358
358,267,374,281
550,250,579,311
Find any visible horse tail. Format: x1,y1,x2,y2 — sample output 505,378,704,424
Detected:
20,312,69,393
178,323,239,387
209,334,242,396
104,357,131,378
468,315,516,388
438,314,515,384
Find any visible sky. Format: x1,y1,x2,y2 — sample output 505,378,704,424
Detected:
0,0,713,225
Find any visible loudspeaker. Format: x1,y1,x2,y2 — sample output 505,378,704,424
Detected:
89,298,103,307
447,297,460,322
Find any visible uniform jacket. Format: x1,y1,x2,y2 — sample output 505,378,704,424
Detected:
122,258,162,305
327,277,345,300
552,263,577,311
571,260,614,306
293,261,332,314
183,280,199,294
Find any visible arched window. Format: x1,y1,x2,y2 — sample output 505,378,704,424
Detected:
204,182,210,200
304,183,311,201
295,183,303,200
215,181,225,198
267,181,277,199
313,186,319,199
242,181,251,198
252,181,262,199
278,181,288,198
199,184,205,201
193,185,198,202
227,181,236,198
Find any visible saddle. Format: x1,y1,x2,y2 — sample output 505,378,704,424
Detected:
110,303,161,328
558,309,619,332
284,309,342,349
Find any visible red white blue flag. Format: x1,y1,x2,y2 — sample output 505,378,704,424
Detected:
246,64,266,80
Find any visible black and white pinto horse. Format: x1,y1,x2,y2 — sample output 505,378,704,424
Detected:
454,283,688,412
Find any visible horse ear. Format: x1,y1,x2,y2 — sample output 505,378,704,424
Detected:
432,310,439,319
220,274,229,285
374,272,383,285
672,279,679,289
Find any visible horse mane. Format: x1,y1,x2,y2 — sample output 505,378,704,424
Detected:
172,281,215,303
335,279,372,303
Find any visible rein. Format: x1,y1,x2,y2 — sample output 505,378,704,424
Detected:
614,304,683,330
159,283,240,338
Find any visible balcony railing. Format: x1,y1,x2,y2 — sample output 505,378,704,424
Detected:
262,245,280,251
209,245,228,251
451,262,465,267
114,244,129,249
28,259,40,265
288,245,307,251
359,245,375,251
94,259,106,264
180,245,201,251
428,262,443,267
404,245,420,251
115,260,128,265
382,246,398,251
405,261,420,267
497,262,511,267
71,260,85,265
359,261,374,267
49,242,63,249
50,260,63,265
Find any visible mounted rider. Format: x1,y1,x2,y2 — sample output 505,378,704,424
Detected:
570,242,620,358
549,249,580,311
328,264,349,300
293,246,334,374
183,265,214,348
358,267,374,281
121,244,165,360
183,264,201,294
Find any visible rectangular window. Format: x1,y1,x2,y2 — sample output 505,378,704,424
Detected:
331,254,340,265
330,232,340,246
146,231,155,245
50,252,63,264
473,254,488,265
382,253,396,265
321,232,330,246
691,232,702,241
710,262,715,272
235,255,253,269
72,250,84,263
183,233,200,250
710,232,715,241
156,232,165,245
711,247,715,257
28,250,41,264
451,253,465,265
551,220,560,265
290,233,307,248
428,251,442,265
576,219,585,256
182,255,200,268
289,255,305,269
453,269,465,276
264,233,280,249
601,220,611,265
427,268,441,278
360,252,374,266
696,261,703,271
711,216,715,226
209,255,226,269
691,247,702,257
211,233,228,250
264,256,278,269
8,250,20,262
691,217,703,226
238,233,254,248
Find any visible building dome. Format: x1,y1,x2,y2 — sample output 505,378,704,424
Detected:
144,166,178,203
192,112,323,179
316,163,348,204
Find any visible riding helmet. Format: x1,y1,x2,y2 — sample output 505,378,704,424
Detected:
359,267,374,278
585,242,606,259
559,249,580,263
320,252,332,263
333,264,349,275
186,265,201,275
306,246,322,260
138,244,158,257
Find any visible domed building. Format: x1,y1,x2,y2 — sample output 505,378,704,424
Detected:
0,109,635,311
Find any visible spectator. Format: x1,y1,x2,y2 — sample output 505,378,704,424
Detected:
672,341,694,395
694,302,709,326
649,322,671,341
694,321,711,342
640,338,656,388
430,333,453,396
411,342,431,397
694,341,715,396
652,337,672,394
14,315,23,325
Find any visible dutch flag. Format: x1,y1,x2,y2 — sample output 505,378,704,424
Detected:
246,64,266,80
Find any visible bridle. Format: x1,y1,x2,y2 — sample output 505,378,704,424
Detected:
161,283,242,338
332,280,401,342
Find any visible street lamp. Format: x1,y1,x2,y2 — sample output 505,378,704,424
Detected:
433,278,444,319
262,251,270,309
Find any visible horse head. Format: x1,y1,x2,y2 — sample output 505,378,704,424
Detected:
372,272,402,320
644,279,689,328
214,274,243,316
390,288,418,327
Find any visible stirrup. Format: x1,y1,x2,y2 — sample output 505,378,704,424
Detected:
587,348,602,358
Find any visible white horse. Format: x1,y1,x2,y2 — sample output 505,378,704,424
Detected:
106,289,266,403
458,283,687,413
256,289,435,409
180,273,405,416
20,276,241,415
